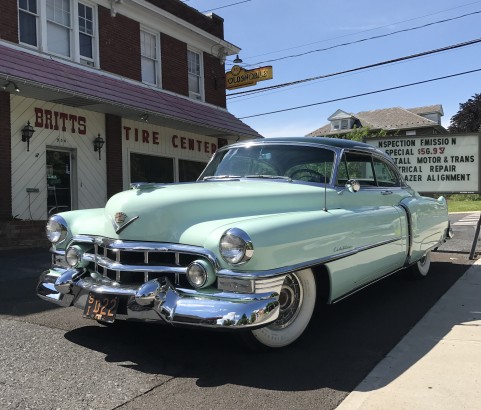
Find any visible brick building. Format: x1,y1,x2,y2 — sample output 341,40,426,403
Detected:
0,0,260,245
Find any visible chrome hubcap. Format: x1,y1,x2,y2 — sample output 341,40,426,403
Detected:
272,273,303,329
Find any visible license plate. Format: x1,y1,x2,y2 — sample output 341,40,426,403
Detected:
83,292,119,323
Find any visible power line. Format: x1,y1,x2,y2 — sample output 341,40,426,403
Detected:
202,0,252,12
237,10,481,68
228,38,481,98
238,68,481,119
232,0,481,62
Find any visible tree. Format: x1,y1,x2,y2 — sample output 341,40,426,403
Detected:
449,93,481,133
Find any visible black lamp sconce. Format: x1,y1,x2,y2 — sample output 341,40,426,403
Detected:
2,81,20,93
21,121,35,152
93,134,105,160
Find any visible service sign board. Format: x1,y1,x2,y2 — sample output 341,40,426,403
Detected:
366,134,480,193
226,65,273,90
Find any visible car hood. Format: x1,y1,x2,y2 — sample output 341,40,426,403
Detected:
96,181,329,244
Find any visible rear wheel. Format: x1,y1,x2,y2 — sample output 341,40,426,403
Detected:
241,269,317,349
409,251,431,279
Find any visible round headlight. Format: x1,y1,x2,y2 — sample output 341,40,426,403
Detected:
186,260,216,289
187,262,208,288
46,216,68,244
219,228,254,265
66,246,81,267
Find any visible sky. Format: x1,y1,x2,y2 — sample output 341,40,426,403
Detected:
183,0,481,137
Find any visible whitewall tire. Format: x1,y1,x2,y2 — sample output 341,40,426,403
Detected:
242,268,317,349
410,251,431,279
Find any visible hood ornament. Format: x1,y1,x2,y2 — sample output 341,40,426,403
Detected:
111,212,139,234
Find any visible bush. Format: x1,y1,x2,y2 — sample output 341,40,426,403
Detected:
445,194,481,201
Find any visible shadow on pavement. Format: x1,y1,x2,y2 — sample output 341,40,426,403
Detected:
0,247,59,316
62,254,471,392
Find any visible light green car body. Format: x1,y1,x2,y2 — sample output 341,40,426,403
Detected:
36,137,451,346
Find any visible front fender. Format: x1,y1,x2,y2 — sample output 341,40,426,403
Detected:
188,207,406,272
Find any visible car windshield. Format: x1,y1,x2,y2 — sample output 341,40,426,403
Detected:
199,144,336,184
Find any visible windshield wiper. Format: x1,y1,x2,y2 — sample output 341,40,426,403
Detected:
245,175,292,181
203,175,241,181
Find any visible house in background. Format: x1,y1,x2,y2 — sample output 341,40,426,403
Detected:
0,0,261,246
307,105,448,137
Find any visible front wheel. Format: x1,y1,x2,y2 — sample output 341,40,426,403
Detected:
241,268,317,349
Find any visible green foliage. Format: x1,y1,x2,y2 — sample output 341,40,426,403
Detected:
325,126,389,142
448,93,481,133
446,193,481,201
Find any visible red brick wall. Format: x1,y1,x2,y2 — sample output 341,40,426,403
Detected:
0,92,12,221
161,33,189,97
204,52,227,108
105,114,124,199
98,6,141,81
146,0,224,38
0,0,18,43
0,220,49,248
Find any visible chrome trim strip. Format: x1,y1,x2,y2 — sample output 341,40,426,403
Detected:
399,203,413,262
218,237,402,279
76,276,276,301
110,215,140,234
330,267,403,304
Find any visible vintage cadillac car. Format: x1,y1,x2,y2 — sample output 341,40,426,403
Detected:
37,137,452,349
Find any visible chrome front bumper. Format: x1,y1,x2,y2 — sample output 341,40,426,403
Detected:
36,268,281,329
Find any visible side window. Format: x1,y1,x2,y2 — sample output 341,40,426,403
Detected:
140,29,159,85
188,49,203,100
373,157,400,187
46,0,72,57
78,2,95,66
337,152,376,186
19,0,38,47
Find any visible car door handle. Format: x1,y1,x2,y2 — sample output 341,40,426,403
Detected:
381,190,393,195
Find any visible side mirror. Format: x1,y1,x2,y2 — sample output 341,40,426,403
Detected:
346,179,361,193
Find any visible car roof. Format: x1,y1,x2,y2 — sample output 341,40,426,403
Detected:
235,136,378,151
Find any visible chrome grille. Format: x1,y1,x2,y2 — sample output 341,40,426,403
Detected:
71,236,220,288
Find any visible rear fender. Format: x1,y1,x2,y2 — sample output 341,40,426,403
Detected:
400,195,449,264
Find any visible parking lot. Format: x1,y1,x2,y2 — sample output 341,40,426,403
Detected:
0,213,477,410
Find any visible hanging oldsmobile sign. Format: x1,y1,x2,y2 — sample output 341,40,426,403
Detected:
367,134,480,194
226,65,273,90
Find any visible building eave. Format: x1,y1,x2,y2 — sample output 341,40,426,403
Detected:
0,42,261,140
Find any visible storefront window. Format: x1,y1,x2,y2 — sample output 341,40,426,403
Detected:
179,159,207,182
130,153,174,183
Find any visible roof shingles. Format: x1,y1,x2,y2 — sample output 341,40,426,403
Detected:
307,105,445,136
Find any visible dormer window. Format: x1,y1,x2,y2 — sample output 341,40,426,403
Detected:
331,118,352,131
328,110,356,132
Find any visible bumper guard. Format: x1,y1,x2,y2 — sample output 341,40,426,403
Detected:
36,268,281,329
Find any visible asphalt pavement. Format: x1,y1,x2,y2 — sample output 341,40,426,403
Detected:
337,212,481,410
0,212,480,410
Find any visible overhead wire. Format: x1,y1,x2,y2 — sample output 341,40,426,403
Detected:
228,38,481,98
235,10,481,68
202,0,252,13
238,68,481,119
229,0,481,62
